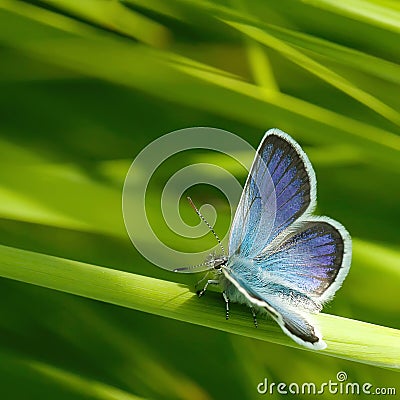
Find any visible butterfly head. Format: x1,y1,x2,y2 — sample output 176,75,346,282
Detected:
205,253,228,271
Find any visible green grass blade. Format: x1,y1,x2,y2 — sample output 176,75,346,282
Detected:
223,19,400,126
41,0,170,47
230,0,279,92
0,351,147,400
256,22,400,85
0,244,398,370
303,0,400,33
2,0,400,161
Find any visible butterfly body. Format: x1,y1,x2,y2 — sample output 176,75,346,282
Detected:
189,129,352,350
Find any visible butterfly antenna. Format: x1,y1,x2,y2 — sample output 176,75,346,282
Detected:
187,197,225,256
173,261,211,273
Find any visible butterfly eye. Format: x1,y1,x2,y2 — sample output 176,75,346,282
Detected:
213,257,227,269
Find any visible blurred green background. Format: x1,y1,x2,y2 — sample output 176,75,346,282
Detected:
0,0,399,399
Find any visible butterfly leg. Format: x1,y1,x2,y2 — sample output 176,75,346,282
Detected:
222,291,230,320
250,307,258,328
197,279,219,297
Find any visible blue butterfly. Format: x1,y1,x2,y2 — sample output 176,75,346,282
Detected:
177,129,352,350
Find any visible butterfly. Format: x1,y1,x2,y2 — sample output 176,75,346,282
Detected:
176,129,352,350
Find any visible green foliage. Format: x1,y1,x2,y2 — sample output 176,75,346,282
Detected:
0,0,399,399
1,244,399,371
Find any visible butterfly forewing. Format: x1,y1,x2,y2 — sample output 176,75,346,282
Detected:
228,141,276,258
229,129,316,258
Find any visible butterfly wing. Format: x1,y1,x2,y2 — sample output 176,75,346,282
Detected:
255,217,352,304
229,129,316,258
224,217,351,349
223,264,326,349
225,129,351,348
274,306,326,350
224,217,351,348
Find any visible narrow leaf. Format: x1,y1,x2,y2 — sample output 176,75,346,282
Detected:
0,245,398,370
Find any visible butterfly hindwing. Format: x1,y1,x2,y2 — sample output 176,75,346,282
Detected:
255,218,352,304
269,300,326,350
222,266,326,349
229,129,316,258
